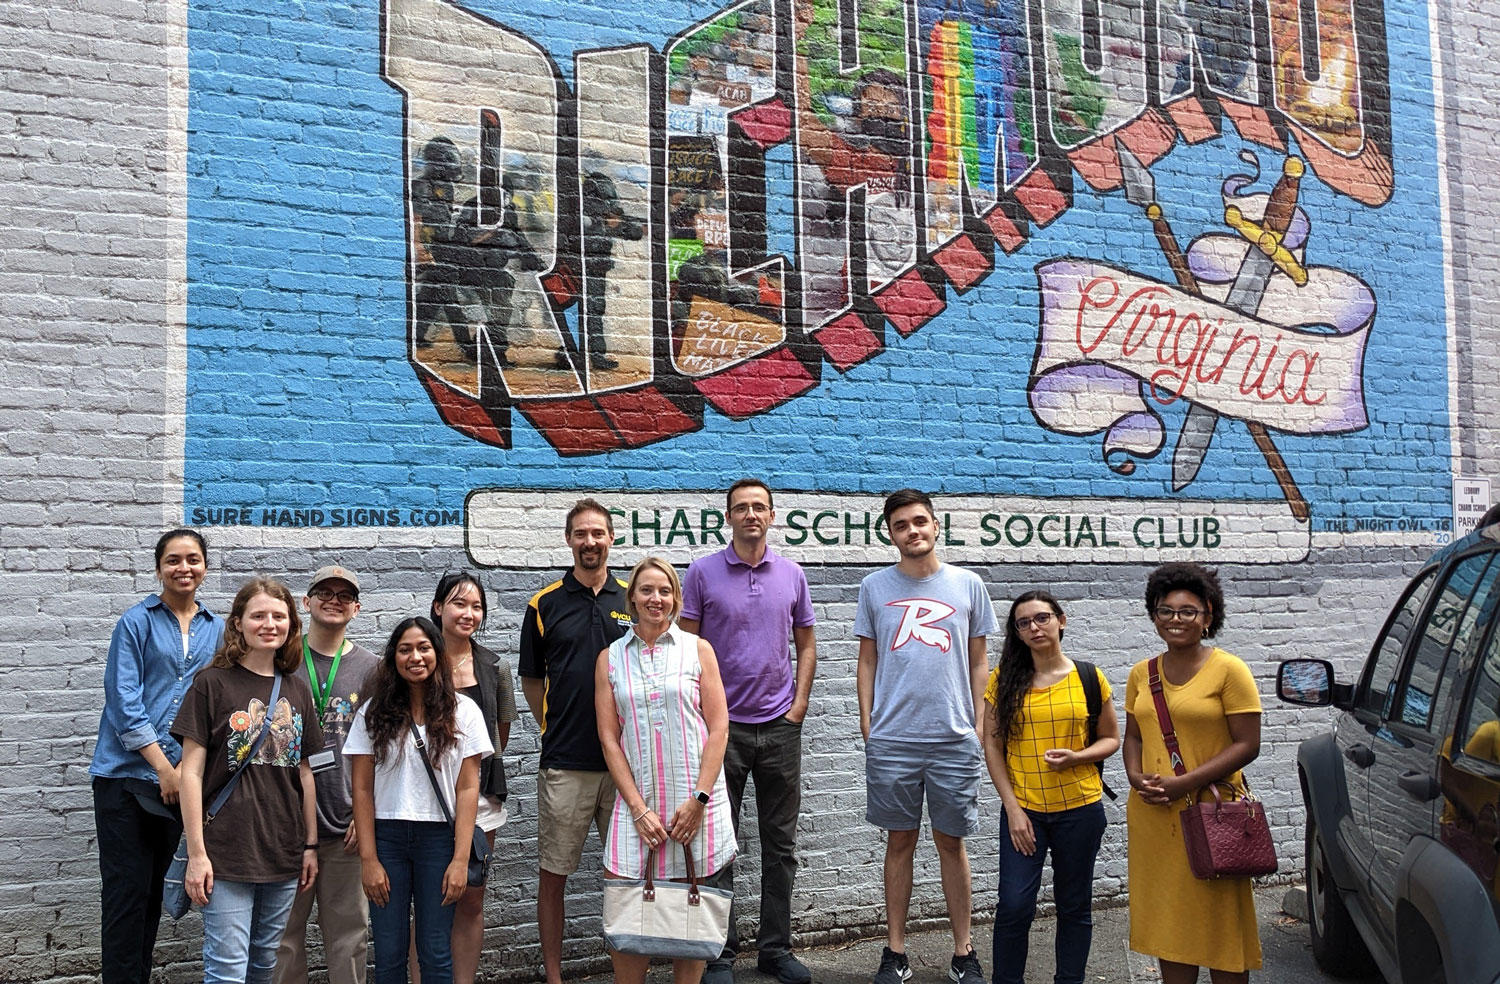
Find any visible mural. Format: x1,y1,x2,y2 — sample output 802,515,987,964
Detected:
184,0,1453,560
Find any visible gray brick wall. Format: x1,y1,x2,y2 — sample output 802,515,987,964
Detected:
2,0,1497,981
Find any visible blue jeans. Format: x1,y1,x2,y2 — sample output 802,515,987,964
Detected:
992,801,1106,984
200,877,299,984
370,819,457,984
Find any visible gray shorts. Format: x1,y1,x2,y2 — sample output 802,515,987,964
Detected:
865,734,983,838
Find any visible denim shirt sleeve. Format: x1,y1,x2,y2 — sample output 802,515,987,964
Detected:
103,607,159,751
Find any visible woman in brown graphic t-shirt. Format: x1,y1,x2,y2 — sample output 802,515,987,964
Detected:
172,577,323,984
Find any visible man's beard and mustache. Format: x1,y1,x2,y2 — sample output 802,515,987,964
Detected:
576,545,607,569
897,534,934,560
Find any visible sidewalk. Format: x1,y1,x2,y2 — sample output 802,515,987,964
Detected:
584,886,1379,984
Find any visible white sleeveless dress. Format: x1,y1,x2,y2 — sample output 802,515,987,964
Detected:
602,625,735,880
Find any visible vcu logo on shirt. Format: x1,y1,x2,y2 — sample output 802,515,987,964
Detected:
886,599,957,653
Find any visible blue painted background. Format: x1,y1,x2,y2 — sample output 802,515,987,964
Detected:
183,0,1452,527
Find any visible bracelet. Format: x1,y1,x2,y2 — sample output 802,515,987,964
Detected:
631,808,650,823
303,843,319,852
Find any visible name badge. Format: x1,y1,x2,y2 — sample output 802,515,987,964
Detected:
307,748,338,775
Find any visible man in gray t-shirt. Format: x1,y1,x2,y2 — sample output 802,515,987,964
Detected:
856,492,996,984
274,566,379,984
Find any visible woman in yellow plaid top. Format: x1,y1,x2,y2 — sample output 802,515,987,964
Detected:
981,590,1120,984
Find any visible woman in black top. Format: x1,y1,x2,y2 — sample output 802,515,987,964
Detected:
429,571,516,984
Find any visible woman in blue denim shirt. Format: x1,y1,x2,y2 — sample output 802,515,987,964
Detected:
89,529,223,984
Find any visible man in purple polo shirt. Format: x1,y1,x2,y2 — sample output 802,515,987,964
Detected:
682,478,818,984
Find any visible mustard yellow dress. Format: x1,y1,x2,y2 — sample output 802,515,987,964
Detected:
1125,648,1263,972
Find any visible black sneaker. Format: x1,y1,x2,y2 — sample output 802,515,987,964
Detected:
872,947,911,984
947,947,983,984
757,952,812,984
702,960,734,984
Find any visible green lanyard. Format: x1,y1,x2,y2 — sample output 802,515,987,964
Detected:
303,638,347,718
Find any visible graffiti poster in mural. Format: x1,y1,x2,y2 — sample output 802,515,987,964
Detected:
183,0,1454,563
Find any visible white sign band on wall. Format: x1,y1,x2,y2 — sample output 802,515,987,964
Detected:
464,490,1312,568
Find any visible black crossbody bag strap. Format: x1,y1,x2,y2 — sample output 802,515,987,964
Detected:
409,722,491,886
1073,661,1117,801
206,670,282,823
408,722,457,825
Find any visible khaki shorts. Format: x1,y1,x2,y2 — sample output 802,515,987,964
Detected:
537,768,617,876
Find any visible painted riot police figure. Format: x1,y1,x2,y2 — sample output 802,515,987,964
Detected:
412,134,540,368
572,171,644,372
412,137,465,354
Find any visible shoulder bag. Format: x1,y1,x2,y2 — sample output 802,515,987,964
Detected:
163,670,283,919
409,722,491,887
1147,656,1277,879
603,843,732,959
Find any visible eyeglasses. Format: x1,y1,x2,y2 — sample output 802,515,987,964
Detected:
729,502,772,516
1014,612,1055,631
311,587,358,604
1153,606,1205,622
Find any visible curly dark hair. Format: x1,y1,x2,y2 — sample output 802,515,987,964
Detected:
362,616,459,765
1145,562,1225,637
213,577,302,673
990,591,1066,747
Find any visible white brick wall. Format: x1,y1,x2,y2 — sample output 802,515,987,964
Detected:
2,0,1496,980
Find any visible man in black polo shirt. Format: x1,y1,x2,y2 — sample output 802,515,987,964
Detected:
520,498,632,984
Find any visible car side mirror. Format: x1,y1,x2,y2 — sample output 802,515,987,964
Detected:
1277,658,1351,708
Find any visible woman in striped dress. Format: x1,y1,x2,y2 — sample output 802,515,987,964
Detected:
594,556,735,984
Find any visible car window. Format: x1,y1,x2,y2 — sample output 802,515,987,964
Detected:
1396,553,1497,730
1455,560,1500,765
1360,569,1436,717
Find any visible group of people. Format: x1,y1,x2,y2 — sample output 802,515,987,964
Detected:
91,481,1266,984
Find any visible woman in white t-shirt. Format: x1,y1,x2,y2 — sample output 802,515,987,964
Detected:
345,616,493,984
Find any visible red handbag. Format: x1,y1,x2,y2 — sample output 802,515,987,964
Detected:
1147,657,1278,880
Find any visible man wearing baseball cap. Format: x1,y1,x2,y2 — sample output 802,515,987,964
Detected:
275,566,380,984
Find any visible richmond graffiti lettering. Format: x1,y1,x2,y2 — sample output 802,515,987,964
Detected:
380,0,1392,456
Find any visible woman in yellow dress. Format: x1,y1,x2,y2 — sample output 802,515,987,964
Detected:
1124,562,1263,983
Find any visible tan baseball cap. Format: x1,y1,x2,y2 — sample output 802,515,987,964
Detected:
308,565,360,595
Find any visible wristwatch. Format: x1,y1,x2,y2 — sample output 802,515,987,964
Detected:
693,790,710,805
303,843,319,852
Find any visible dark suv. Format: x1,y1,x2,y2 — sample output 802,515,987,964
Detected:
1278,523,1500,984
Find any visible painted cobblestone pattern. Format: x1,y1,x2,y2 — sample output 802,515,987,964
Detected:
2,0,1497,980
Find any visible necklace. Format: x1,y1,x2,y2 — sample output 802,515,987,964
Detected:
453,654,473,671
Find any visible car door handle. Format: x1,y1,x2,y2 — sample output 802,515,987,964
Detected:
1345,743,1375,768
1397,771,1441,802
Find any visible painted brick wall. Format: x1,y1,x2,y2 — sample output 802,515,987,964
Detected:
2,0,1497,981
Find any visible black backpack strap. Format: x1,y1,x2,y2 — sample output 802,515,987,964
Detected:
1073,661,1117,801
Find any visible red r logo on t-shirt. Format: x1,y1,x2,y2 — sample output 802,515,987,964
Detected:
887,598,957,653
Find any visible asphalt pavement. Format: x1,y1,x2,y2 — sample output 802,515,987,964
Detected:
585,885,1384,984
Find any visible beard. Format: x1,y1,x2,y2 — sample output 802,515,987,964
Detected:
896,536,935,561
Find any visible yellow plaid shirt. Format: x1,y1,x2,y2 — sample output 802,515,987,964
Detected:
984,663,1111,813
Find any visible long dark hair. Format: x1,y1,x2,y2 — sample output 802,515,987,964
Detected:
989,590,1066,747
430,571,488,635
213,577,302,673
362,616,458,765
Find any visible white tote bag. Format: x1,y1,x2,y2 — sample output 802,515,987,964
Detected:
603,845,732,959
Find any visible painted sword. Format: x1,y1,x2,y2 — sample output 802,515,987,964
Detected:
1115,144,1310,521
